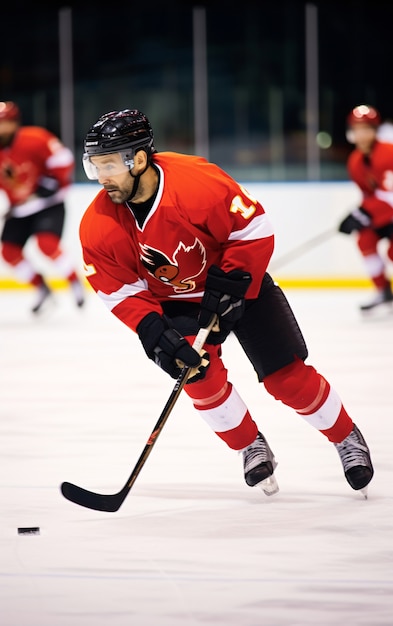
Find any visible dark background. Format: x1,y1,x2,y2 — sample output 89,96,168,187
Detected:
2,0,393,181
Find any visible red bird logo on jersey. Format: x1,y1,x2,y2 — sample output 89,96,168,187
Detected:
0,159,36,202
139,238,206,292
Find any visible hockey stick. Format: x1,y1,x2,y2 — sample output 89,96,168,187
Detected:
269,226,337,271
60,315,217,512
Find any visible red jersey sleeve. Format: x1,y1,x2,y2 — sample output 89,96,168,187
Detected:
39,129,74,190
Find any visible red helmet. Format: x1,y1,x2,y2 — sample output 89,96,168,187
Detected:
347,104,381,128
0,101,20,122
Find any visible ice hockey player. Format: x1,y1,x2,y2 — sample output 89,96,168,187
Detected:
0,101,85,313
79,108,374,497
338,104,393,311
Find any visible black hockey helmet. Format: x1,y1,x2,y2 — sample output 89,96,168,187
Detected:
83,109,156,180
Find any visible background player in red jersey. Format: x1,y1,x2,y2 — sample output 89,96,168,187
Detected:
79,109,374,497
338,104,393,311
0,101,85,313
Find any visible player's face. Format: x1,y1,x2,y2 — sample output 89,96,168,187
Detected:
350,123,377,153
0,119,18,148
90,154,135,204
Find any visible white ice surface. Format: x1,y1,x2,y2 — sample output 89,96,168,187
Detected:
1,287,392,626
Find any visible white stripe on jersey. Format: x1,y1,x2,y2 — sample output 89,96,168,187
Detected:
228,212,274,242
98,279,149,311
375,188,393,208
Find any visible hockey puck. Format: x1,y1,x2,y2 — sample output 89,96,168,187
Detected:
17,527,40,535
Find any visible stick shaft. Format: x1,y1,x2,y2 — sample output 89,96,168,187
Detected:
270,227,336,271
125,361,194,491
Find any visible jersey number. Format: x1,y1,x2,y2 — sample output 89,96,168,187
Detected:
229,185,257,219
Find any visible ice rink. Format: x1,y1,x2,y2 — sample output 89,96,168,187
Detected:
1,286,392,626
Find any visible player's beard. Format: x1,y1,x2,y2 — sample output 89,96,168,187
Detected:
105,189,126,204
0,132,14,148
104,182,134,205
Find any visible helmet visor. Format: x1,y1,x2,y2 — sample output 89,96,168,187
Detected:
82,150,134,180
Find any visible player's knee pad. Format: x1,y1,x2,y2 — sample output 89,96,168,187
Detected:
263,357,329,412
1,241,23,264
36,232,61,257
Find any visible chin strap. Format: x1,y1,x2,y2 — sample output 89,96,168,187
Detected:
127,159,150,201
128,173,141,201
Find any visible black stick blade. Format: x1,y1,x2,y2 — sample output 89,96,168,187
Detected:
60,481,126,513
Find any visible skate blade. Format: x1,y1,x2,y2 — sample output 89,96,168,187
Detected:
360,486,368,499
31,292,55,315
360,300,393,313
257,474,279,496
70,281,86,308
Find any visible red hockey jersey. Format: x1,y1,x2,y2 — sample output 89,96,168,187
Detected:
80,152,275,332
0,126,74,208
347,140,393,228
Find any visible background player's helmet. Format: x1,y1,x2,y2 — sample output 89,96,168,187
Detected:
0,101,20,122
347,105,381,128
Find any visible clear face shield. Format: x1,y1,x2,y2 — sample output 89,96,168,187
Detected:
82,150,134,180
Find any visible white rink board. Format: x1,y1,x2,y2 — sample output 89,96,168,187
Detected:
0,180,378,280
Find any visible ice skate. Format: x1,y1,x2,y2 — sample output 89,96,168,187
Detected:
360,286,393,312
70,278,85,308
31,280,53,314
242,431,279,496
334,424,374,497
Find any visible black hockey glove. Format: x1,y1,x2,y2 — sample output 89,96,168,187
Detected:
338,207,371,234
137,312,209,383
35,175,60,198
198,265,252,345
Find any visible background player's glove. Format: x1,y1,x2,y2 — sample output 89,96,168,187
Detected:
199,265,252,345
35,175,60,198
338,207,371,234
137,312,209,383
